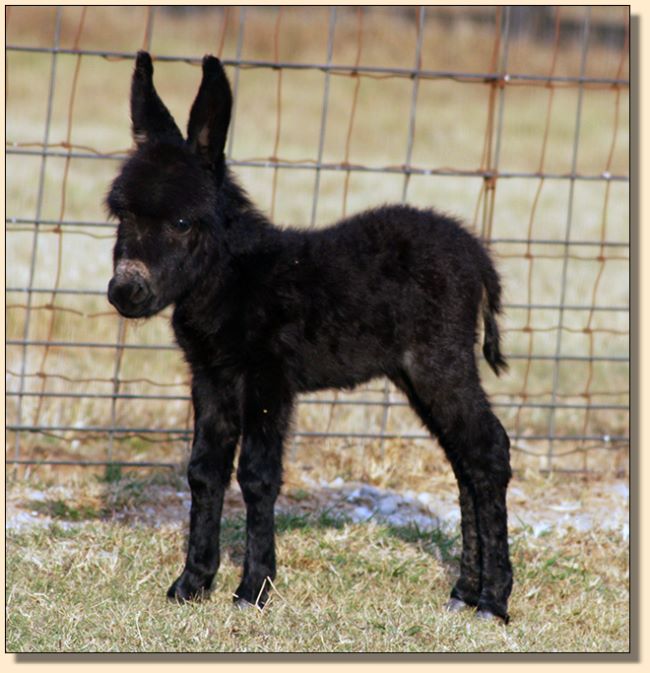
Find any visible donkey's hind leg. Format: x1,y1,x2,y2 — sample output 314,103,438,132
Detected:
393,349,512,621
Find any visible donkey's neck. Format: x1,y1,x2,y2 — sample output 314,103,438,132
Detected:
172,172,278,327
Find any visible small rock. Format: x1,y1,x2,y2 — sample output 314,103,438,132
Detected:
532,522,551,537
412,514,437,530
387,513,408,527
444,509,461,527
360,485,382,499
351,506,373,522
346,488,361,502
300,475,317,489
417,492,432,507
377,496,399,515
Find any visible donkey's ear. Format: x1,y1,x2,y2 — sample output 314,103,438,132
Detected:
186,56,232,175
130,51,183,148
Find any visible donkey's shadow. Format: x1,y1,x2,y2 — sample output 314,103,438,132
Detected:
184,496,463,591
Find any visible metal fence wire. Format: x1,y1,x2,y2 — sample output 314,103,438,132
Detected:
6,6,630,476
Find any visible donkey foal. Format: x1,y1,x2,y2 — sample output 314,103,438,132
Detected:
107,52,513,622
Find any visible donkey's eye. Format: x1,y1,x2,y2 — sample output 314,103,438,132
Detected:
174,218,191,232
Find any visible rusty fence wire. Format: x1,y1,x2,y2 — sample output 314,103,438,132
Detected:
6,6,630,477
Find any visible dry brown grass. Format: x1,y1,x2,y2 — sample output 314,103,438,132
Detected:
6,6,629,475
5,466,629,653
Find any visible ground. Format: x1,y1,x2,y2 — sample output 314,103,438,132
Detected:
6,468,629,540
5,468,630,653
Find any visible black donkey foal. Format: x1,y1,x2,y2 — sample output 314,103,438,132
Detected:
107,52,513,622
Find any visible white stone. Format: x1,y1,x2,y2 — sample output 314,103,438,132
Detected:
360,485,382,499
417,492,432,506
351,506,373,522
377,496,399,515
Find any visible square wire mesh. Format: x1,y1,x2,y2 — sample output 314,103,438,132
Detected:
6,6,630,476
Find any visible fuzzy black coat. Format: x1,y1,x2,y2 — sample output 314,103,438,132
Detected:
107,52,513,622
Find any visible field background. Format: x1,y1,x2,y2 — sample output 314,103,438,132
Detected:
5,5,630,654
6,4,630,475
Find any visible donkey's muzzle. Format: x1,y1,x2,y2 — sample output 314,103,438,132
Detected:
107,274,154,318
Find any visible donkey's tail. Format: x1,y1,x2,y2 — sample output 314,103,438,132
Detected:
480,259,508,377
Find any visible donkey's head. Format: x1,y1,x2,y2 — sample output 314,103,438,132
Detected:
107,51,232,318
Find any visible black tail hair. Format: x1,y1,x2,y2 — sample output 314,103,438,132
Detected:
481,264,508,376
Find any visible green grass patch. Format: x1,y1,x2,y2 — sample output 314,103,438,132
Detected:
29,498,103,522
386,522,461,565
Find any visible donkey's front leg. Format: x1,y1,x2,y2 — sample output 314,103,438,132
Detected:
167,373,241,603
234,379,293,608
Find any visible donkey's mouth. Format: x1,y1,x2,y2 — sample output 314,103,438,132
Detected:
107,276,158,319
110,302,158,320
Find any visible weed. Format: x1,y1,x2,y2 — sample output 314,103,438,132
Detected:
287,488,310,502
101,463,123,484
30,498,101,522
386,522,461,565
316,509,347,529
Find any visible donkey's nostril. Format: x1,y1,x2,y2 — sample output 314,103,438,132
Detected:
108,279,130,309
107,277,123,308
129,276,150,304
108,275,152,316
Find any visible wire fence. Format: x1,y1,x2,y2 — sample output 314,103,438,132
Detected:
6,6,630,477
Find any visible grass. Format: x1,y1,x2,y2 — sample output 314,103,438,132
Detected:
5,477,629,653
5,467,629,653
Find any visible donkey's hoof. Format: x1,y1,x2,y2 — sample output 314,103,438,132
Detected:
167,585,192,604
476,608,510,624
167,576,210,604
445,597,471,613
233,596,256,611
